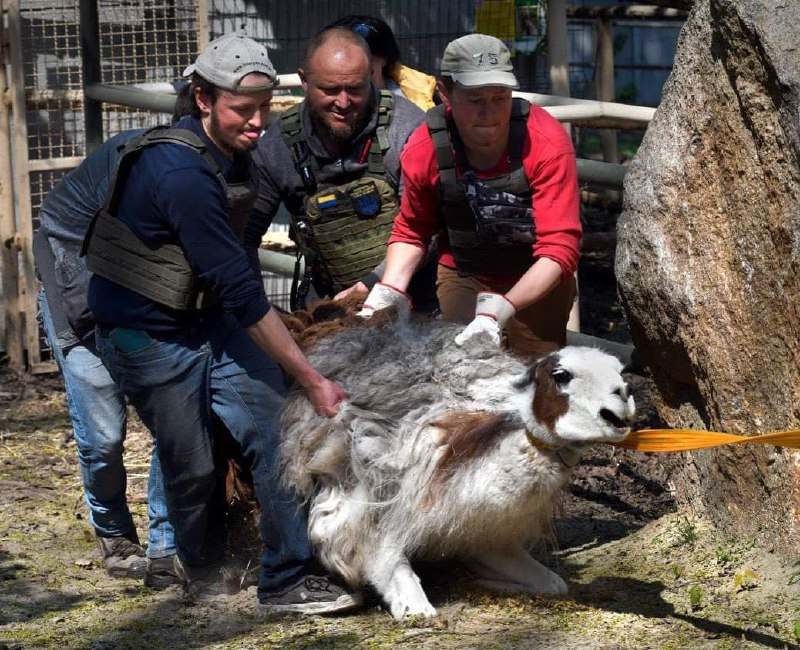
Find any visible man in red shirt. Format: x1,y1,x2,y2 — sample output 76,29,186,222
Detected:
360,33,581,358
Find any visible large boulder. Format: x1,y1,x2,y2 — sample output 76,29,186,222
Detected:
616,0,800,549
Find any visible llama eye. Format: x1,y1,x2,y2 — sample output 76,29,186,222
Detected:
551,369,573,385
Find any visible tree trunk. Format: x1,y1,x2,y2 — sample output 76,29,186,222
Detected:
616,0,800,551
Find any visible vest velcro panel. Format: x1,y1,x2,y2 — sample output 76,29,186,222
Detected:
83,125,255,310
280,91,398,294
426,98,535,276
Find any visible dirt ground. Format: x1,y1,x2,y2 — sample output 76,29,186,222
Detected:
3,208,800,648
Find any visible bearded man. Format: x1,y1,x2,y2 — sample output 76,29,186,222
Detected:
246,26,433,310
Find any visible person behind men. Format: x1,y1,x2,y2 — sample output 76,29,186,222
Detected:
83,32,360,613
33,131,180,587
246,26,433,311
360,34,581,358
329,14,437,111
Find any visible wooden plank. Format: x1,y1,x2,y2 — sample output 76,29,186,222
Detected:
196,0,209,52
30,361,58,375
0,0,23,369
547,0,580,332
595,18,619,163
28,156,84,172
7,0,40,368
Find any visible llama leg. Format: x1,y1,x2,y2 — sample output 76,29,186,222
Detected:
466,546,568,595
365,547,436,619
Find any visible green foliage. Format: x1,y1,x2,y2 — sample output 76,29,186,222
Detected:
793,620,800,642
688,585,703,611
715,546,733,566
733,569,759,592
675,517,698,547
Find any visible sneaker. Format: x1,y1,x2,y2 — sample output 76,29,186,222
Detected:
173,555,240,600
97,534,147,579
257,574,364,615
144,554,181,590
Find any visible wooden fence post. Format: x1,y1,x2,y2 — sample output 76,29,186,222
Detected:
0,0,23,368
7,0,40,369
547,0,580,332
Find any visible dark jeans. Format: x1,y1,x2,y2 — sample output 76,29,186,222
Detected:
96,314,312,594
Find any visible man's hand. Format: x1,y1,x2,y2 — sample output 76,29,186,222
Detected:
356,282,411,319
454,292,516,348
334,281,369,302
304,375,348,417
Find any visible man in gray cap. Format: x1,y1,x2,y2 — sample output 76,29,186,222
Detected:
360,33,581,359
83,33,361,613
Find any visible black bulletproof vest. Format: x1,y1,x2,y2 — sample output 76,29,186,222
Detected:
426,98,535,276
82,126,256,310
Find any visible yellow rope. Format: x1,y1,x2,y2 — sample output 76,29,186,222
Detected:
610,428,800,452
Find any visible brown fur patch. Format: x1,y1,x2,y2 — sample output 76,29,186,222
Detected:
531,356,569,432
285,296,402,352
424,411,516,508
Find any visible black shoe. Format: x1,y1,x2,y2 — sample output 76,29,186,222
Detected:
144,554,181,590
173,556,240,600
257,574,363,615
97,534,147,579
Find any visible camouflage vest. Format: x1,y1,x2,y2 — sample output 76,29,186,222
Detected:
280,91,396,307
426,98,535,276
82,126,255,310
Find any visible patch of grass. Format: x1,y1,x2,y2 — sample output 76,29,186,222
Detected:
688,585,704,611
733,568,759,592
675,517,699,547
715,545,734,566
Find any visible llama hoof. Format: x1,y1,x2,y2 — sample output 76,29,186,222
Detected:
390,600,438,620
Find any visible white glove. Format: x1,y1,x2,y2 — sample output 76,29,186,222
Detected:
356,282,412,320
454,292,516,347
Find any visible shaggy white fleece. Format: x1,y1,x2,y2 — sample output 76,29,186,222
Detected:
281,319,634,619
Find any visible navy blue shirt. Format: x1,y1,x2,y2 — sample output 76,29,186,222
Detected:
89,116,270,335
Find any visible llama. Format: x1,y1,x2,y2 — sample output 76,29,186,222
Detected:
280,317,635,619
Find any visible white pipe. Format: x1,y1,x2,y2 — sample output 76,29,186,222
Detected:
515,91,656,124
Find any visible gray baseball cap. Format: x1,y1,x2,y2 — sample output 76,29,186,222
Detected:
440,34,518,89
183,32,278,92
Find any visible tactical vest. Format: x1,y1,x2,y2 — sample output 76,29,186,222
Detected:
81,126,256,310
427,98,535,276
280,91,397,307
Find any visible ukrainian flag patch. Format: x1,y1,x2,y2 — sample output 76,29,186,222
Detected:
317,193,338,209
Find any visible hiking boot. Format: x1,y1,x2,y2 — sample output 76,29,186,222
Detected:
144,554,181,590
97,534,147,579
173,555,240,600
257,573,364,616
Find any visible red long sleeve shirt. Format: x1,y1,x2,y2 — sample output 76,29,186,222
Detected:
390,104,581,287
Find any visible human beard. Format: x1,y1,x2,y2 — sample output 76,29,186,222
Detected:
312,105,371,150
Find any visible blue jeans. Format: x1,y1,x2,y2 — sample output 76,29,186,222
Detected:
95,314,312,594
39,292,175,558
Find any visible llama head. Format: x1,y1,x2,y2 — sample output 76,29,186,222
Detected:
513,346,635,447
